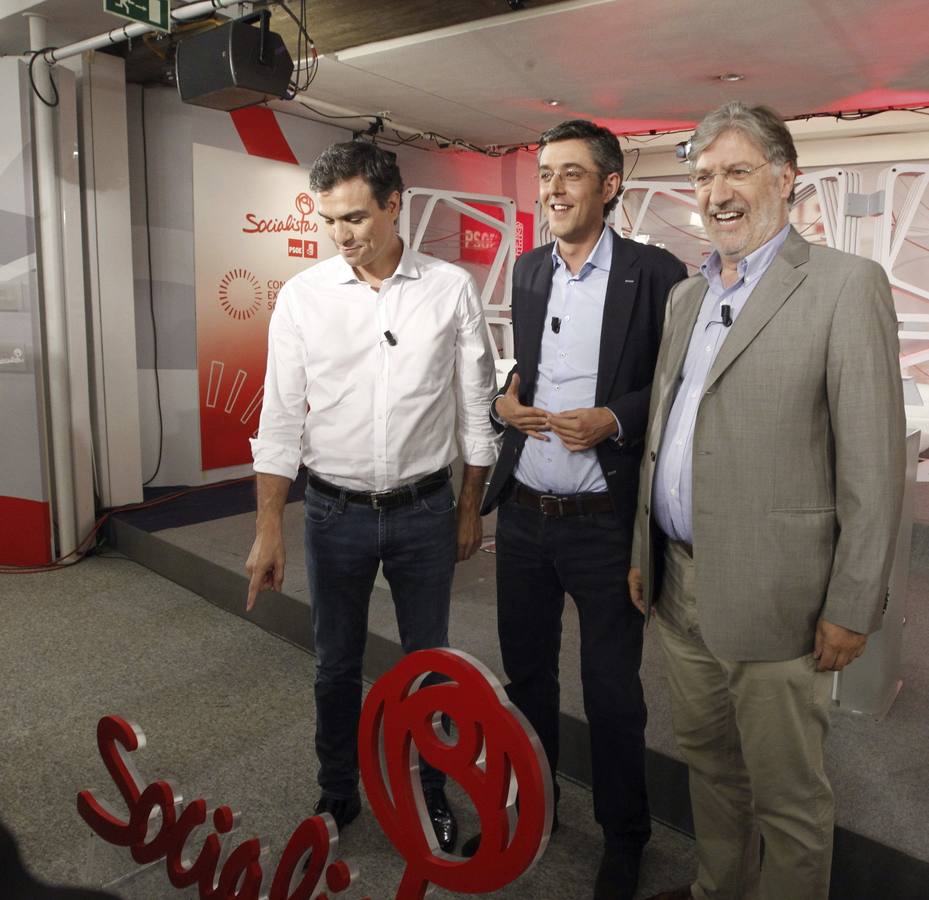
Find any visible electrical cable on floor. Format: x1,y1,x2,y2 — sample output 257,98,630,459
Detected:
0,476,258,574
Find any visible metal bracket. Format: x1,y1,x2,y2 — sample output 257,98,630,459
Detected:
845,191,885,217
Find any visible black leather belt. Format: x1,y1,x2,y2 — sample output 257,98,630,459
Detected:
307,467,451,510
511,482,614,517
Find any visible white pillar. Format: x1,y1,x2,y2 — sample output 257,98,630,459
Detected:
25,13,77,560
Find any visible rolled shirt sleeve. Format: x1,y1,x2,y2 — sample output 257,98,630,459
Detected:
454,277,502,468
250,283,308,481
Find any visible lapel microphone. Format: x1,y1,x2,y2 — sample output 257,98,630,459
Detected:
721,304,732,328
551,316,561,334
384,330,397,346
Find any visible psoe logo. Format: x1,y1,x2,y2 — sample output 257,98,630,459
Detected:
287,239,318,259
242,193,319,235
217,268,262,320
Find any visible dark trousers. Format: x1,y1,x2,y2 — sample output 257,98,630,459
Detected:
304,480,457,800
495,494,650,846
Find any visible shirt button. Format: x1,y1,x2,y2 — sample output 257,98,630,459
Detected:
554,385,560,391
564,315,571,322
676,439,683,446
670,488,677,496
560,352,566,358
690,391,698,399
705,345,712,352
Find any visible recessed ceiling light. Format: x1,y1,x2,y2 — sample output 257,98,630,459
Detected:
544,99,562,106
718,73,744,82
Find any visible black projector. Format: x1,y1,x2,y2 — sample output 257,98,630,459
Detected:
176,11,294,111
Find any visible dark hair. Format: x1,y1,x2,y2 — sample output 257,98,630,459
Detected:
537,119,624,215
309,141,404,209
688,102,798,203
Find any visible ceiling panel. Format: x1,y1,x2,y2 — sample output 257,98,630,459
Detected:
293,0,929,145
272,0,568,54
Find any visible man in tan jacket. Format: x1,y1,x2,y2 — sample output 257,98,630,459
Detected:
630,102,905,900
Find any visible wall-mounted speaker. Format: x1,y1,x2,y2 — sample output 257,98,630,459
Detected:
175,11,294,111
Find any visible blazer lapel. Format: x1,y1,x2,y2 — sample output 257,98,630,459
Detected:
656,278,705,423
519,251,554,402
704,228,809,392
595,233,640,406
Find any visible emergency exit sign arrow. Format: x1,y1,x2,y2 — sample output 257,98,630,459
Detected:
103,0,171,33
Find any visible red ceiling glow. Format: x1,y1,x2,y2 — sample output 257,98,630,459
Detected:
813,89,929,113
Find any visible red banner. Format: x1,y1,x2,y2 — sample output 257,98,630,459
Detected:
460,204,533,264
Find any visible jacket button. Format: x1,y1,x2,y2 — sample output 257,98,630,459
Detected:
649,451,656,461
644,504,649,515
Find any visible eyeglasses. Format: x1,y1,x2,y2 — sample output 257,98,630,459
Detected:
537,165,600,184
689,162,771,190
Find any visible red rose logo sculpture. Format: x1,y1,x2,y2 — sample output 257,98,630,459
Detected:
76,649,551,898
359,648,554,898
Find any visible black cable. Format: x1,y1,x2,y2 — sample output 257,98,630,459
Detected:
28,47,59,107
625,148,641,180
297,101,381,120
140,86,164,487
275,0,317,93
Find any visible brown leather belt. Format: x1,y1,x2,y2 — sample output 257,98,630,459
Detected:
307,466,450,510
511,482,614,518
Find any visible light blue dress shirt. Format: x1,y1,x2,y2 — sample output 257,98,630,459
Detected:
514,226,619,494
652,224,791,542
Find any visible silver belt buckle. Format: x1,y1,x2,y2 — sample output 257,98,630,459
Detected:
370,490,393,509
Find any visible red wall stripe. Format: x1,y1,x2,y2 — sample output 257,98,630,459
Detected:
0,496,51,566
229,107,299,165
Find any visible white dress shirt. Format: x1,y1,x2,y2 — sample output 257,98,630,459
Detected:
251,242,499,491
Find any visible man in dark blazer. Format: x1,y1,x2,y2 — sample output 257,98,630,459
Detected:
476,119,686,900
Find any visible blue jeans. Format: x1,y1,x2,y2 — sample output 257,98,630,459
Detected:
304,479,456,800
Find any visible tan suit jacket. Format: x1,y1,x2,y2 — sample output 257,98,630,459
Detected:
632,227,906,661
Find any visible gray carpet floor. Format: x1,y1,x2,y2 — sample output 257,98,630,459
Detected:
149,504,929,865
0,557,695,899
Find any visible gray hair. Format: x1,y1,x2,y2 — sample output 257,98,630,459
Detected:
688,102,797,201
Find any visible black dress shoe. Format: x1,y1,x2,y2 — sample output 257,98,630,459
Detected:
593,842,643,900
423,787,457,852
313,793,361,832
460,808,559,857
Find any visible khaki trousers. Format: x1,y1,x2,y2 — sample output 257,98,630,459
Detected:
655,540,835,900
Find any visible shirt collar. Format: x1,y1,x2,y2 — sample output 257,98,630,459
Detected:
551,224,613,276
700,223,791,286
332,237,419,284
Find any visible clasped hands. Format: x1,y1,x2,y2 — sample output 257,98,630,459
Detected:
495,373,617,451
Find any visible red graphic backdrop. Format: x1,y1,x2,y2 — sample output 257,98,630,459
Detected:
193,142,334,471
460,203,533,264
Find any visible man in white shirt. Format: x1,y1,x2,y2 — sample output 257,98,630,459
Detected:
246,141,499,850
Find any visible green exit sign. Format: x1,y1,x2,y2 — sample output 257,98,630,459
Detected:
103,0,171,33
